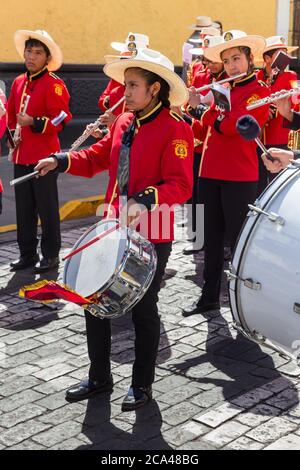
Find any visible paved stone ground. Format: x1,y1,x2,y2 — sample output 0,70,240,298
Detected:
1,217,300,450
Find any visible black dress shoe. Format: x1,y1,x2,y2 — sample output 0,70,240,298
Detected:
121,386,152,412
182,244,203,255
65,377,113,402
182,301,220,317
10,254,39,271
34,257,59,273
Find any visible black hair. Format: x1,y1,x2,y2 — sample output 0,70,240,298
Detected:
126,67,171,108
25,38,51,57
263,48,283,59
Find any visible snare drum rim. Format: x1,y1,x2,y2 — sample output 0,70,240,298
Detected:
230,167,300,335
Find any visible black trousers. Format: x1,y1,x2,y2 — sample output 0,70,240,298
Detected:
200,178,258,304
257,145,289,197
84,242,172,387
186,151,202,233
14,164,61,259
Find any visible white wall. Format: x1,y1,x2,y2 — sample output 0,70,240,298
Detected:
276,0,291,40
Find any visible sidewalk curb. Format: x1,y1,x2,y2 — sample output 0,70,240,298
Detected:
0,195,106,233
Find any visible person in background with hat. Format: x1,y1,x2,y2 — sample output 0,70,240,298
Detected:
182,30,270,317
182,35,226,255
186,27,221,88
256,36,299,193
182,16,221,85
92,33,150,140
34,47,193,411
7,30,72,273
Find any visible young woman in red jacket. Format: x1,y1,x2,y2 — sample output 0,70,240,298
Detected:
182,30,270,317
35,48,193,412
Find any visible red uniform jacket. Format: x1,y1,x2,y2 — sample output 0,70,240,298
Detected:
197,74,270,181
0,90,7,193
98,79,126,116
56,104,194,243
7,68,72,164
257,69,298,146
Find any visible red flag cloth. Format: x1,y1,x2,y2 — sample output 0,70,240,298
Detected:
19,280,93,306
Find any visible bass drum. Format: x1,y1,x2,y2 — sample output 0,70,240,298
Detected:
228,164,300,360
63,219,157,319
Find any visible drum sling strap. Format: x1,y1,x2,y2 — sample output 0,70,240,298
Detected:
117,118,136,197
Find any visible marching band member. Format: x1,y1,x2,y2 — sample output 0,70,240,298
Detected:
256,36,299,191
182,16,221,84
183,35,225,255
94,33,150,139
7,30,72,273
182,30,270,317
34,48,193,411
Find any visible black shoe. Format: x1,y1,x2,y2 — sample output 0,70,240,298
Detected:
34,257,59,273
10,254,39,271
121,386,152,412
65,377,113,402
182,244,203,255
182,301,220,317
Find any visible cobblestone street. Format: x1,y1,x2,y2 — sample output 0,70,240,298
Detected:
0,219,300,451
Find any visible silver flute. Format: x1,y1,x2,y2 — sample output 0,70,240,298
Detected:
70,95,126,151
195,73,247,93
247,87,300,110
8,94,31,161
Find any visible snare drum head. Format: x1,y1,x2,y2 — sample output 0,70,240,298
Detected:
63,219,127,298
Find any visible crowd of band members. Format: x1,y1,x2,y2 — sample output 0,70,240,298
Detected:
0,17,300,409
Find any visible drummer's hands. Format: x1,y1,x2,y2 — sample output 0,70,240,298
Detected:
120,198,143,227
262,148,294,173
34,157,58,176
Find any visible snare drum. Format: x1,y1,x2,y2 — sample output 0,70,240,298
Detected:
63,219,157,319
228,163,300,360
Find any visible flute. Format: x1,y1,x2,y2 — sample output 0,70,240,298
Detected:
70,95,126,151
247,88,300,110
195,73,247,93
8,94,31,162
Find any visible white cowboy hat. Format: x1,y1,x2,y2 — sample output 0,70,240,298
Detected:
189,47,204,56
105,33,150,64
14,29,63,71
264,36,299,54
104,48,189,107
111,33,149,52
202,35,225,62
189,34,224,57
204,30,266,63
188,16,220,31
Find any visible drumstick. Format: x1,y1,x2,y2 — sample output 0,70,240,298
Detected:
63,223,121,260
10,170,40,186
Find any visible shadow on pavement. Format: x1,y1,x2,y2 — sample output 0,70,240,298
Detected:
76,395,172,450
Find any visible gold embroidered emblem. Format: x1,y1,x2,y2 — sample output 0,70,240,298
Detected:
54,84,63,96
173,140,188,159
247,94,261,105
224,32,233,42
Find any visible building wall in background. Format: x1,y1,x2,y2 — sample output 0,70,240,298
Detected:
1,0,278,65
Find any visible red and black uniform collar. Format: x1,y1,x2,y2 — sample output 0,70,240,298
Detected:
231,73,256,88
26,66,48,82
135,102,164,127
